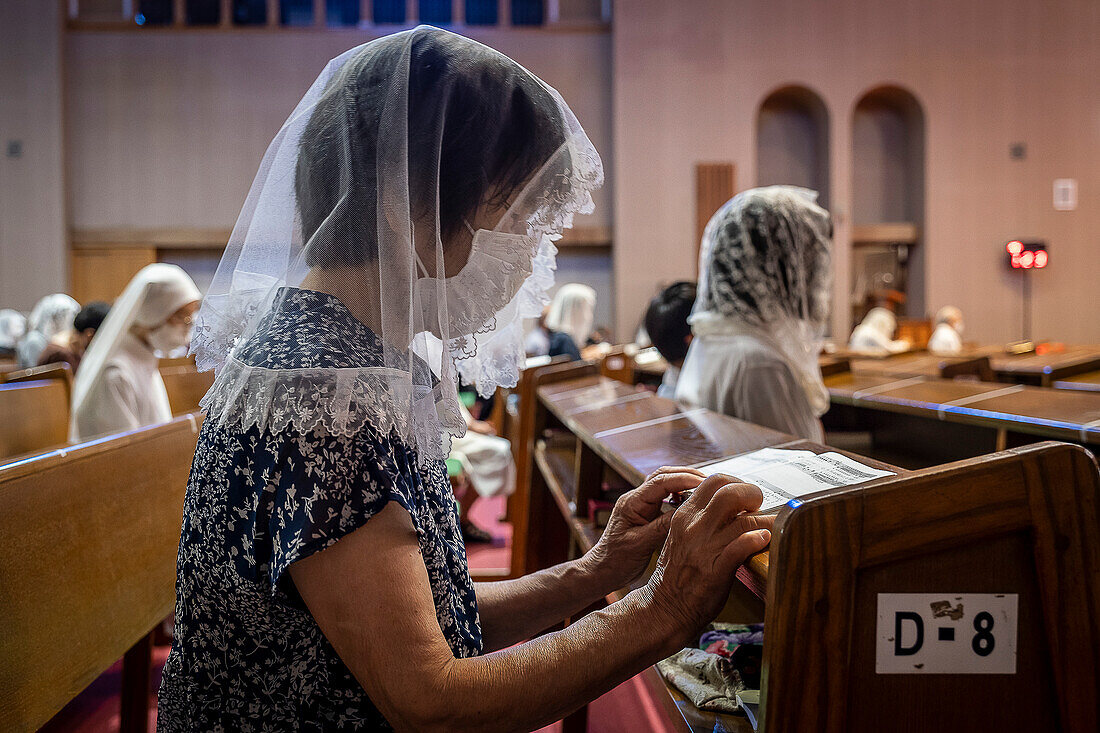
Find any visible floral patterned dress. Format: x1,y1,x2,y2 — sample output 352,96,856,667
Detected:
157,288,482,731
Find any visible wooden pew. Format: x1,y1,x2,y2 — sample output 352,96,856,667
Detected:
818,355,851,377
159,365,215,416
2,361,74,401
1054,369,1100,394
824,372,1100,466
598,345,635,385
505,358,597,579
849,351,994,381
0,414,201,732
527,377,1100,732
988,347,1100,387
494,356,568,522
0,380,70,464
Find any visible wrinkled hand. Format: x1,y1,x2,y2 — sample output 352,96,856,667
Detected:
584,466,706,590
646,474,773,644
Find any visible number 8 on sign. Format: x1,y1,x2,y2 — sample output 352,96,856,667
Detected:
972,611,995,657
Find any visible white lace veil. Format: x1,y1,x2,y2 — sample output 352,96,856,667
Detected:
17,294,79,367
691,186,833,416
192,27,603,464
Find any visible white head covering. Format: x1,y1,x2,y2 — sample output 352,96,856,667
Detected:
934,305,962,327
190,28,602,464
545,283,596,350
16,294,79,367
689,186,833,416
849,306,908,354
72,263,201,419
0,309,27,352
928,305,964,354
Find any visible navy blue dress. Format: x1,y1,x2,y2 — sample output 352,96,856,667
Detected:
157,288,482,731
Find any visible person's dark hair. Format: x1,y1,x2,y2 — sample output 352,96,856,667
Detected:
73,301,110,333
644,281,696,364
297,29,567,268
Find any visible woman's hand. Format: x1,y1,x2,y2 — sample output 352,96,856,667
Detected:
583,466,707,590
645,474,773,645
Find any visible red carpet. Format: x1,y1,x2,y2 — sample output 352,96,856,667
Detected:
40,495,673,732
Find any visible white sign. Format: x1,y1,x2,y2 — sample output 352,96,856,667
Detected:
876,593,1018,674
1053,179,1077,211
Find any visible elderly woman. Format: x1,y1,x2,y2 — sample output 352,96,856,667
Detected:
70,264,200,441
16,293,79,368
158,28,772,731
849,306,911,355
37,301,111,372
545,282,597,354
927,305,965,354
676,186,833,442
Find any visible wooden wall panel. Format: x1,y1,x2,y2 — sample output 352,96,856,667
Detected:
694,162,736,268
70,247,156,304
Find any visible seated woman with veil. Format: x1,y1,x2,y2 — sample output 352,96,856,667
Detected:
676,187,834,443
158,27,773,731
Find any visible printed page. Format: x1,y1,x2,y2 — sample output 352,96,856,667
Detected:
737,451,895,511
695,447,815,478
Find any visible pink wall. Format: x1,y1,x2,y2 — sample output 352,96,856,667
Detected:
612,0,1100,344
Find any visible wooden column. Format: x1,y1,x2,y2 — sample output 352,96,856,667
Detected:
694,162,736,268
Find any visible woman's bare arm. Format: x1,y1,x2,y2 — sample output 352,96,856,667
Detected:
291,474,772,732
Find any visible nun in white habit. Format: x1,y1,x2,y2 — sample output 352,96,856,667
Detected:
849,307,910,355
675,186,833,442
70,263,201,441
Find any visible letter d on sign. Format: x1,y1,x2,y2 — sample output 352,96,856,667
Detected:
894,611,924,656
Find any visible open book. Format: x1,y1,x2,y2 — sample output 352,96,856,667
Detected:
664,447,895,513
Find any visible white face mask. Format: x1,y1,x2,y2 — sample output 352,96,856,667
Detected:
147,321,192,355
415,221,536,339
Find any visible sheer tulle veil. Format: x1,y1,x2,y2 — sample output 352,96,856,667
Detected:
191,27,603,464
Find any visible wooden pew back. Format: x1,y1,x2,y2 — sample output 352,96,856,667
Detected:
598,346,635,384
0,415,201,731
509,359,597,577
938,354,995,381
160,365,214,415
0,380,70,463
764,442,1100,732
2,361,74,401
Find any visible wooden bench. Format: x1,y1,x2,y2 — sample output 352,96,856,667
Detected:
824,372,1100,465
502,359,597,579
2,361,74,400
526,376,1100,732
849,352,994,381
988,347,1100,387
1054,369,1100,394
0,414,201,732
0,380,70,464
